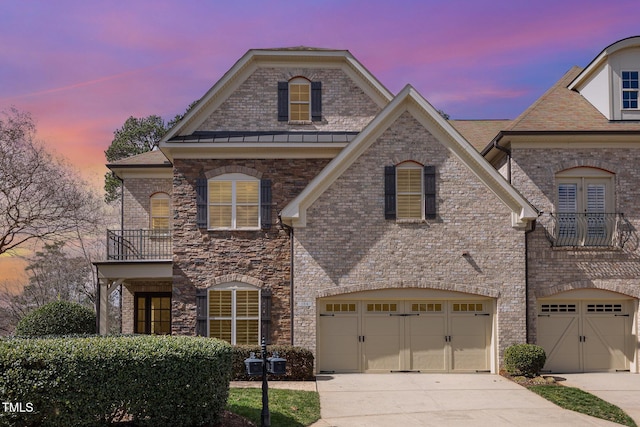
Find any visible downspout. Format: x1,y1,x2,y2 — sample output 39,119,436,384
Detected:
279,215,294,346
493,140,512,183
524,219,537,344
116,173,124,230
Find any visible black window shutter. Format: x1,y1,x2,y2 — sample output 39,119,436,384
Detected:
277,82,288,121
424,166,436,219
195,289,208,336
311,81,322,121
260,179,272,229
196,178,208,229
261,289,272,344
384,165,396,219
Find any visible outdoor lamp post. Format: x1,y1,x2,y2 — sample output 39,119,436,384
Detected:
244,337,287,427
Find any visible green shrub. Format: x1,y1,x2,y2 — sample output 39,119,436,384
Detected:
232,345,314,381
504,343,546,378
0,335,232,427
14,300,96,336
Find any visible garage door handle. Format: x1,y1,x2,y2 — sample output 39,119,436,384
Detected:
475,313,490,316
320,314,335,317
615,314,630,317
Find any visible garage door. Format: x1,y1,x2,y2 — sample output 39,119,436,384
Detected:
537,300,632,373
318,299,492,373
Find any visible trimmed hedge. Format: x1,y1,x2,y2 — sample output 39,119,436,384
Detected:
504,343,547,378
14,300,96,336
0,335,232,427
232,345,314,381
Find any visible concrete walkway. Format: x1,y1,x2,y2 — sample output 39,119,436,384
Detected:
559,373,640,426
308,373,621,427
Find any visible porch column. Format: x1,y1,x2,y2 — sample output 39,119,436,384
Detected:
98,279,123,335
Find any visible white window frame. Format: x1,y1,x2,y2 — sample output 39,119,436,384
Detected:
208,173,260,230
622,70,639,110
150,192,171,231
289,77,311,122
396,162,424,220
556,168,615,246
208,282,260,345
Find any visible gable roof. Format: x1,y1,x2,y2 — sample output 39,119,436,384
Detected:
159,47,394,146
281,85,538,229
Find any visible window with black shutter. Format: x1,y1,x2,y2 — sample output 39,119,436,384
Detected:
197,175,272,230
278,79,322,122
385,163,437,220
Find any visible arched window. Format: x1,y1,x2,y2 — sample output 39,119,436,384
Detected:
150,192,170,230
277,78,322,122
289,77,311,121
555,167,615,246
209,174,260,229
208,282,260,345
396,161,424,219
384,162,436,220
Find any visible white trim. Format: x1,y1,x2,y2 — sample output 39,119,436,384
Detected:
568,36,640,91
208,284,261,345
208,174,260,230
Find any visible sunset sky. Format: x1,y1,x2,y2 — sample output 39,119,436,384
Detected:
0,1,639,281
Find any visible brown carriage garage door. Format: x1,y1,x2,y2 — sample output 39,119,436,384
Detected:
318,298,492,373
537,299,633,373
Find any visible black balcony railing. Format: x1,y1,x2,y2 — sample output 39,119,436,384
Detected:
107,229,172,260
540,213,632,248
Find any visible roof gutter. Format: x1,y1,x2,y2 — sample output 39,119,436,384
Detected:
492,138,511,183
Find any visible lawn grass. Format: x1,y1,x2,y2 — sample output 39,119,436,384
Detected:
528,385,637,427
227,388,321,427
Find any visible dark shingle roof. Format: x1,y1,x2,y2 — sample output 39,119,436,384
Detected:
167,131,359,144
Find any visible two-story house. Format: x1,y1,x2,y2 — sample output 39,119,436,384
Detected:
95,37,640,374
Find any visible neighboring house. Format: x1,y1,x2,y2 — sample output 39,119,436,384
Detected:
94,37,640,374
481,36,640,374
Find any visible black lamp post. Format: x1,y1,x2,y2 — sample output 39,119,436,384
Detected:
244,337,287,427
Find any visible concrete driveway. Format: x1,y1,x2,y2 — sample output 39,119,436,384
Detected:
310,373,621,427
559,373,640,426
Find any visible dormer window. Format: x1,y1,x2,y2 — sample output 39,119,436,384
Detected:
622,71,638,109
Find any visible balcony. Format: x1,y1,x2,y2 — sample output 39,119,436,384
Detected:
540,213,633,248
107,229,172,260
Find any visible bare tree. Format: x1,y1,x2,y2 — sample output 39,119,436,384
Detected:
0,107,102,256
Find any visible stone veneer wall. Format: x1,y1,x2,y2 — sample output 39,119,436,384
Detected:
123,177,173,229
511,147,640,350
197,67,381,132
293,112,527,360
171,158,330,342
121,281,172,334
